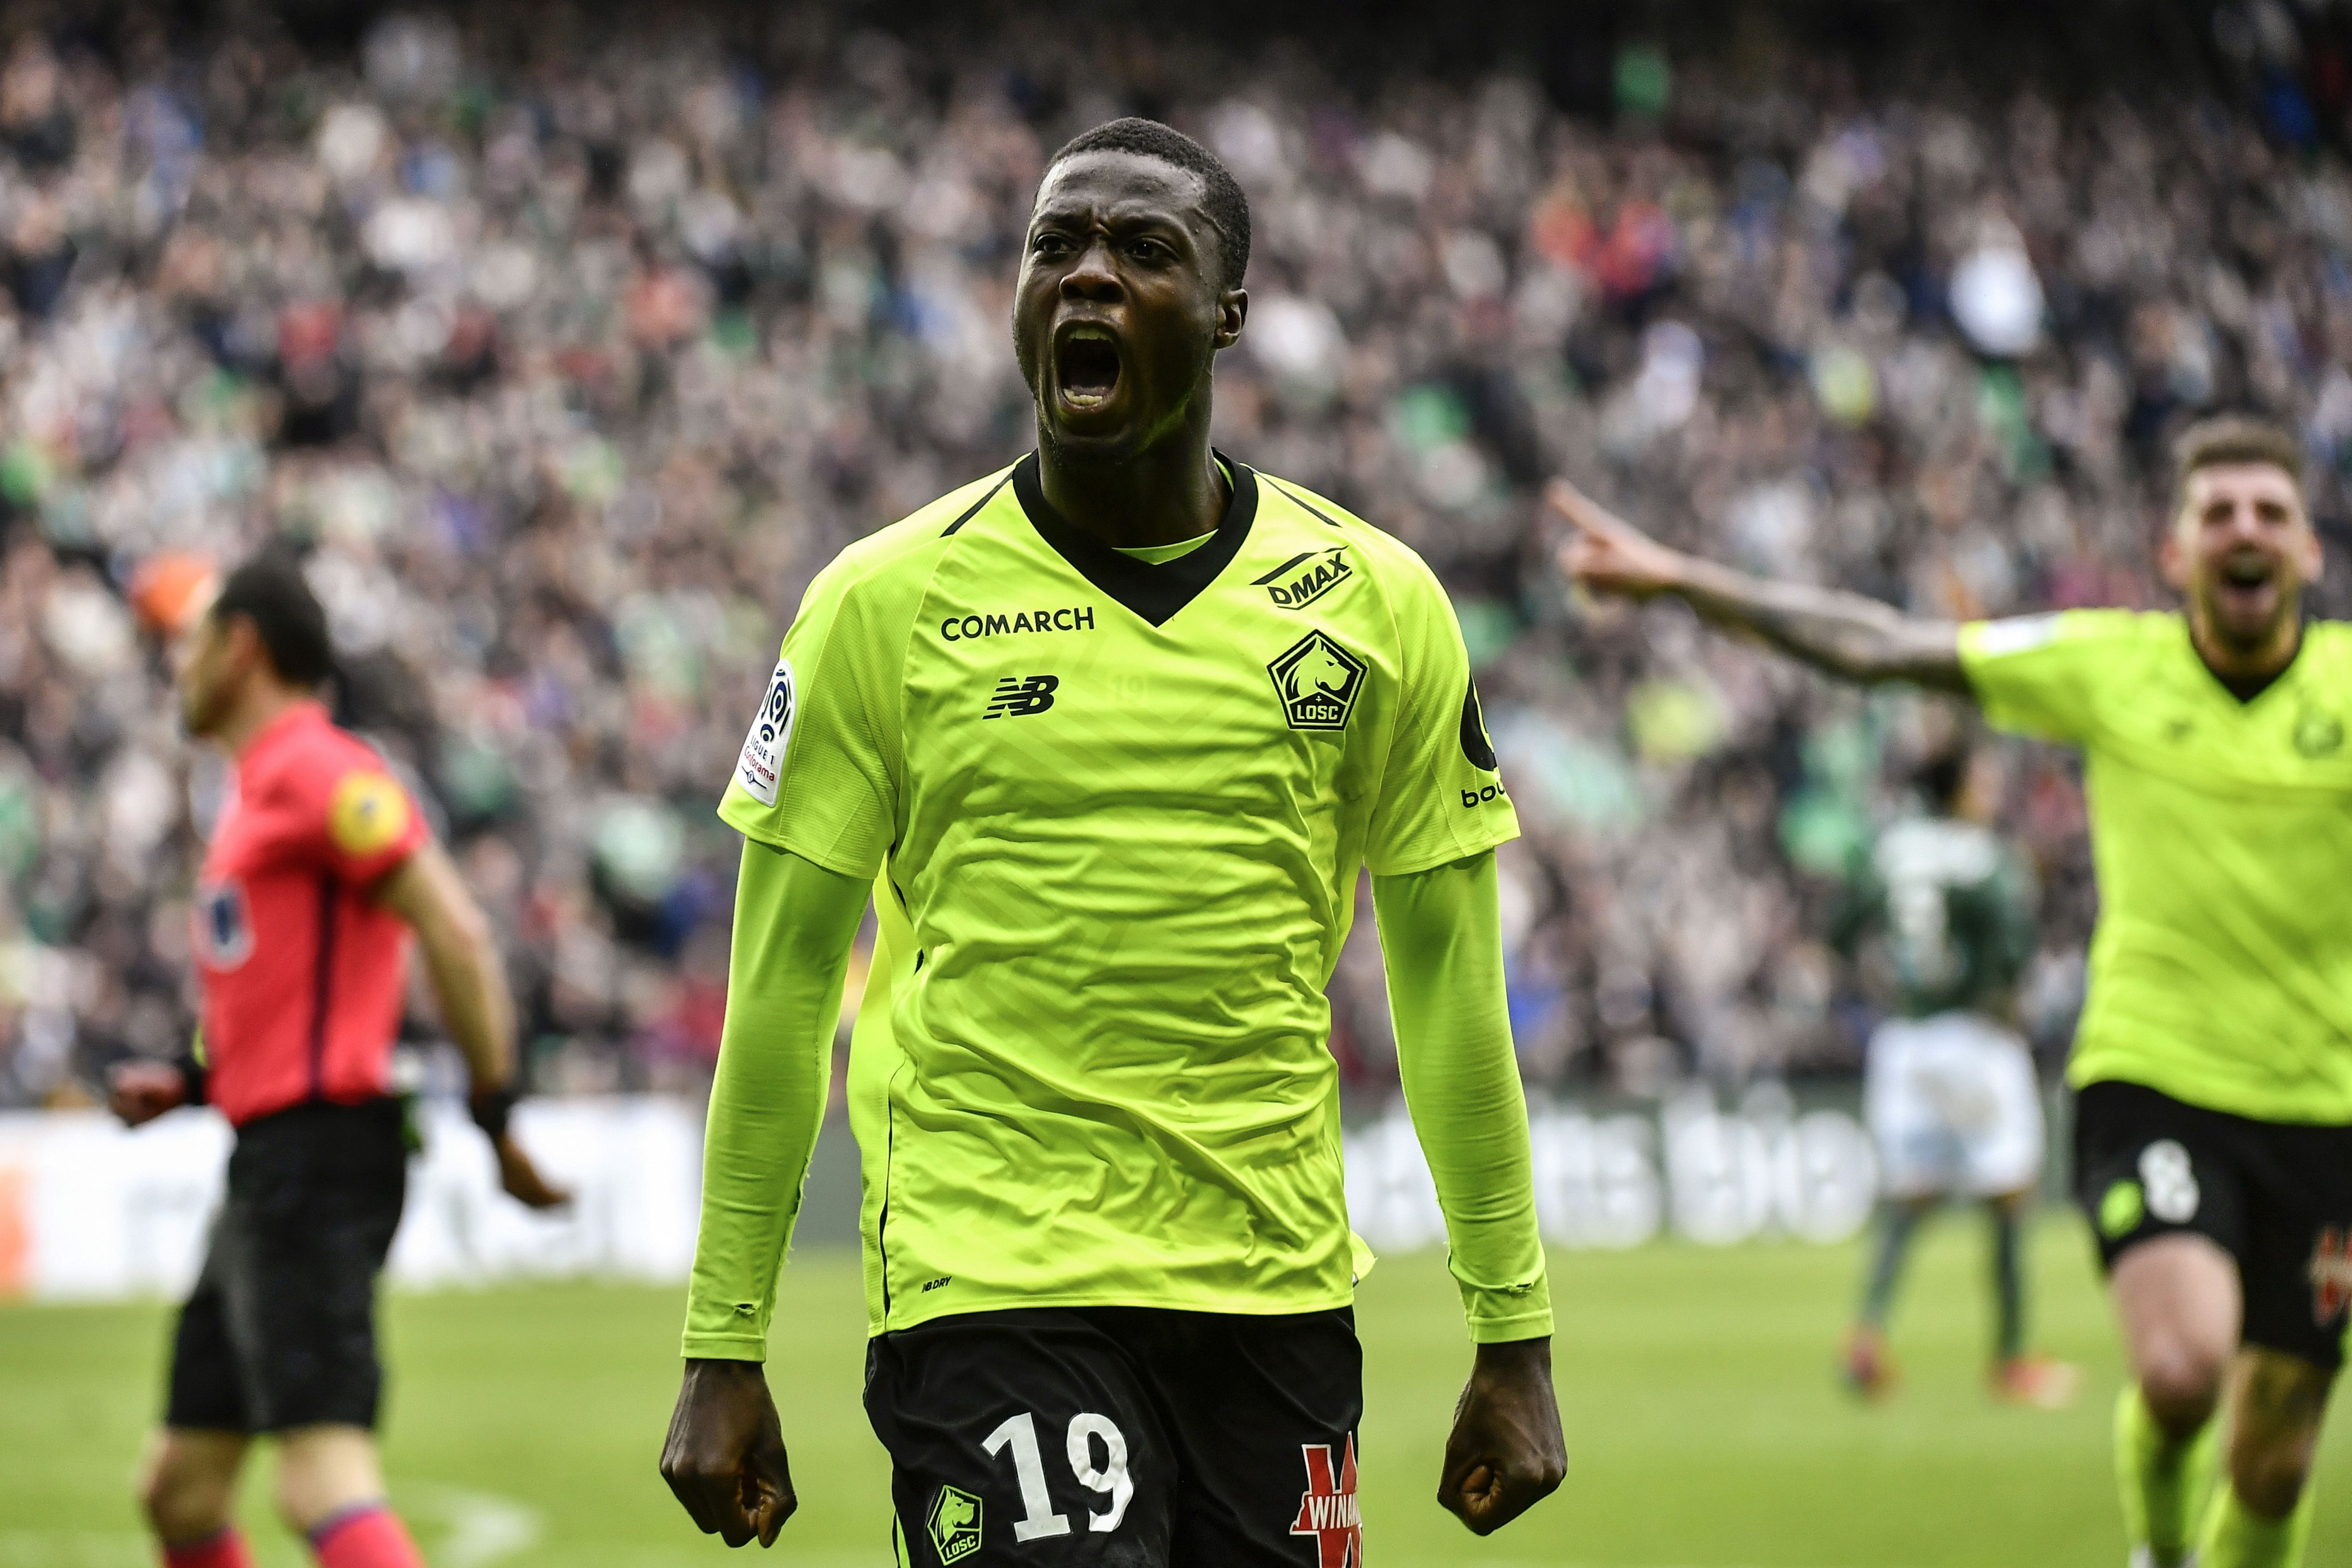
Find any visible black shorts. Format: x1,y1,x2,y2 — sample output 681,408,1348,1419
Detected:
165,1098,408,1433
865,1306,1363,1568
2074,1080,2352,1370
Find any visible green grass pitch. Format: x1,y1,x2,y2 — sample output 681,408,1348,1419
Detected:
2,1220,2345,1567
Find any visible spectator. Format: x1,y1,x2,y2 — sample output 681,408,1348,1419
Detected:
3,4,2345,1107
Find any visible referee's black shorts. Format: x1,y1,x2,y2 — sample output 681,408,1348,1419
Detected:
2074,1079,2352,1370
165,1098,409,1433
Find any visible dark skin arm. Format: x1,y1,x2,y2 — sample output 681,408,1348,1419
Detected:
1548,478,1969,693
1371,853,1566,1532
660,1359,796,1548
658,843,870,1548
654,1334,1566,1545
1441,1337,1566,1533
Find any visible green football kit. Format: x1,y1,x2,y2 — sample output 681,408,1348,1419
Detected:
1835,816,2038,1020
1961,609,2352,1418
684,454,1552,1371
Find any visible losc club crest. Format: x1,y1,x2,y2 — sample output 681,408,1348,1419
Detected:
927,1484,982,1564
1269,631,1368,731
2294,708,2344,759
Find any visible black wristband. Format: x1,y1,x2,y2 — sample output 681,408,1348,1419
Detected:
171,1050,208,1106
469,1084,517,1142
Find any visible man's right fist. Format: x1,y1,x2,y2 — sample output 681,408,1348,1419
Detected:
109,1061,189,1126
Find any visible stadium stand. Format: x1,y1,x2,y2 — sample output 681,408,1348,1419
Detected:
2,1,2348,1107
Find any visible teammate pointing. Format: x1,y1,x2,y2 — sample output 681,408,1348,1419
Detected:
1555,415,2350,1568
113,554,564,1568
660,118,1566,1562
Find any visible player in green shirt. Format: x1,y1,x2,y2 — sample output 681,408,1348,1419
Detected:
658,119,1564,1565
1830,735,2078,1411
1553,414,2351,1568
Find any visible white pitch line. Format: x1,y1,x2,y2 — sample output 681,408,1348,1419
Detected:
395,1480,545,1568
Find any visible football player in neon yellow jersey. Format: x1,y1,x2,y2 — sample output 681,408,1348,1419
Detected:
1554,414,2351,1568
659,118,1565,1565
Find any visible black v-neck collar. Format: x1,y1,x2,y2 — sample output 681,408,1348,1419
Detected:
1011,451,1257,628
2191,619,2305,706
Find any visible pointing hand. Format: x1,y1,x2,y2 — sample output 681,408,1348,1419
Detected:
1546,478,1689,601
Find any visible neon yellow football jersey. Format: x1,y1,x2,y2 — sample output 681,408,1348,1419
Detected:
718,454,1521,1334
1960,609,2352,1124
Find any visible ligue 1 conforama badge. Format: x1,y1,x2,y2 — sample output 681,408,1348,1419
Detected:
736,658,795,807
1269,631,1367,731
1289,1436,1362,1568
193,879,254,971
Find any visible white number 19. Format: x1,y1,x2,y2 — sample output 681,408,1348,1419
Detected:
980,1410,1134,1540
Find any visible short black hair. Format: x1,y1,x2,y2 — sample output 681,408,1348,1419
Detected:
211,551,333,688
1046,117,1251,287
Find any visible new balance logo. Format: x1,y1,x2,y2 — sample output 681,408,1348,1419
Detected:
983,675,1059,718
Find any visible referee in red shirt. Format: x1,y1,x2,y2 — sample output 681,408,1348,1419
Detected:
108,554,564,1568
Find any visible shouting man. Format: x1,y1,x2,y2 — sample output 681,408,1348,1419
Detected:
1556,415,2352,1568
660,118,1565,1564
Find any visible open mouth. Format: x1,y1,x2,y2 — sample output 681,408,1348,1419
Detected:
2217,551,2277,603
1056,326,1122,406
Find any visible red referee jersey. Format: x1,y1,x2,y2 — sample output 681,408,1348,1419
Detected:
192,701,429,1127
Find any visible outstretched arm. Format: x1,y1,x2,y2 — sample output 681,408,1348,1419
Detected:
1548,478,1968,693
1372,851,1565,1537
661,840,869,1548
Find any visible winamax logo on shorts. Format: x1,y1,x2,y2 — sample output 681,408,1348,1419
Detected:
1289,1437,1362,1568
2313,1229,2352,1326
1268,631,1367,731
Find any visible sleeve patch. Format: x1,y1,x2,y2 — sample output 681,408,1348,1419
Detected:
1459,676,1497,770
329,771,411,858
1970,615,2060,658
736,658,796,808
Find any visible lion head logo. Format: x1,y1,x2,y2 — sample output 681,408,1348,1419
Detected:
1268,632,1367,731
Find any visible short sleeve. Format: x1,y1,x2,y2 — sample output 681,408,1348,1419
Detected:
1366,562,1521,876
1958,610,2127,745
319,765,429,885
718,563,902,878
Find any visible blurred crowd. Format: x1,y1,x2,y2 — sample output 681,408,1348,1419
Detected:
4,3,2350,1109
